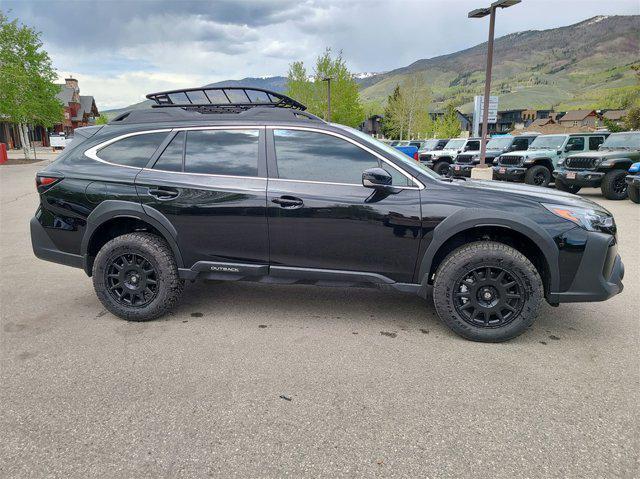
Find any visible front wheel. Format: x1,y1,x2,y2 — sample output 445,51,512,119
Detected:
555,178,581,194
524,165,551,187
629,185,640,204
601,169,628,200
433,160,451,176
432,241,543,342
92,232,184,321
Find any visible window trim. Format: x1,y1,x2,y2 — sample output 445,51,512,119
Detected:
268,126,424,190
84,129,172,169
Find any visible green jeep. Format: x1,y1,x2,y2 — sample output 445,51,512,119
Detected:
493,133,608,187
554,131,640,199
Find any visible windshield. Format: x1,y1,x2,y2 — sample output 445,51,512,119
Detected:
486,137,513,149
601,132,640,149
336,125,441,180
444,139,466,150
421,139,440,151
529,135,566,149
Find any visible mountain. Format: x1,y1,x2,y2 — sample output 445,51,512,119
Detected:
103,15,639,118
359,15,639,112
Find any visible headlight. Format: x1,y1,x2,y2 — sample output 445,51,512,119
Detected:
557,158,565,166
523,156,534,164
542,203,616,234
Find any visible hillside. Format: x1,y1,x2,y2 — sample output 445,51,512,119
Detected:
359,15,640,112
103,15,639,118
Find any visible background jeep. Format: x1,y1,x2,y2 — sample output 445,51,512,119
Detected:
493,133,608,187
627,161,640,204
451,134,537,178
423,137,480,176
554,131,640,199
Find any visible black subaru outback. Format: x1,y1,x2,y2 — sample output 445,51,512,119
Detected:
31,87,624,342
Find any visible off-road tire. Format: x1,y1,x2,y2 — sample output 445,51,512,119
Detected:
524,165,551,187
628,185,640,204
433,160,451,176
555,178,581,194
601,169,628,200
433,241,543,342
93,232,184,321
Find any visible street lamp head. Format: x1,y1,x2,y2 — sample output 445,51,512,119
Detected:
469,0,520,17
468,7,491,18
491,0,521,8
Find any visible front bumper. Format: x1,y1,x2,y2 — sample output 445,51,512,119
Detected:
451,163,475,177
549,231,624,303
625,174,640,187
30,216,83,269
493,166,526,181
554,169,604,187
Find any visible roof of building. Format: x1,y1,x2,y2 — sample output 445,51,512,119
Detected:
602,109,627,120
529,118,555,127
558,109,596,122
72,96,98,121
55,85,75,105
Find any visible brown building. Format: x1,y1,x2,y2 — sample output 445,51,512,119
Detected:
601,109,628,126
557,109,598,128
54,77,99,136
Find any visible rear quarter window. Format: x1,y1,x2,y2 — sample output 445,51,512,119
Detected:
96,132,168,167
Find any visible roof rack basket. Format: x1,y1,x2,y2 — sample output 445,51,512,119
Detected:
146,86,307,114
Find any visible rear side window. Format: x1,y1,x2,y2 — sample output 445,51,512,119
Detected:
184,130,259,176
97,132,167,167
274,129,408,185
589,136,605,150
154,131,185,172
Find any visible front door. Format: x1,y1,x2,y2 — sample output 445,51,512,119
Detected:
135,127,268,269
266,128,422,283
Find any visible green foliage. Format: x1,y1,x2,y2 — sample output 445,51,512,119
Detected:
383,75,431,139
625,106,640,130
96,114,109,125
432,104,462,139
602,117,625,133
285,48,364,127
0,11,63,127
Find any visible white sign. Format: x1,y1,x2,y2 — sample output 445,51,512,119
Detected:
472,95,499,136
49,135,71,148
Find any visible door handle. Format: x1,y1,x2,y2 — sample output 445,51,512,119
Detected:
148,187,179,200
271,195,303,209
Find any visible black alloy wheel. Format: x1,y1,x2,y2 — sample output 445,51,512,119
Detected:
105,253,158,307
453,266,524,328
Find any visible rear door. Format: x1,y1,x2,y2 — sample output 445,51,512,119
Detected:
265,127,422,283
135,126,268,269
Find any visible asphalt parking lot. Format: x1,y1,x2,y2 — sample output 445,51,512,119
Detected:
1,161,638,478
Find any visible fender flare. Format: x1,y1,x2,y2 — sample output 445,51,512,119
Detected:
417,208,560,291
531,157,554,171
601,158,633,170
81,200,184,273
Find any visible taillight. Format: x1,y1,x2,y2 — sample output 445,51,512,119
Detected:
413,151,419,162
36,175,62,191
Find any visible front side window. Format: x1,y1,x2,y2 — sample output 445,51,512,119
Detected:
512,138,530,150
274,129,408,186
184,129,259,176
567,137,585,151
97,132,168,167
465,140,480,151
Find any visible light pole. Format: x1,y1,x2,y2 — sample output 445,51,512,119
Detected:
469,0,520,178
322,77,332,122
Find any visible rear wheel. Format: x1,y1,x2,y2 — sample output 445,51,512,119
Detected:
433,160,451,176
92,232,184,321
555,178,581,194
525,165,551,187
433,241,543,342
601,169,628,200
628,185,640,204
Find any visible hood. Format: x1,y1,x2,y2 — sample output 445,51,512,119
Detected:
453,178,607,211
515,149,554,157
569,149,636,159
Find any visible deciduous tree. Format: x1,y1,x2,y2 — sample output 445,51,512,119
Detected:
0,12,63,159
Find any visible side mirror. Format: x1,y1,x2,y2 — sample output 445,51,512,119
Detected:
362,167,392,189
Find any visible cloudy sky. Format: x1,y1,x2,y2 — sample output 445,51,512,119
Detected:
2,0,638,110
